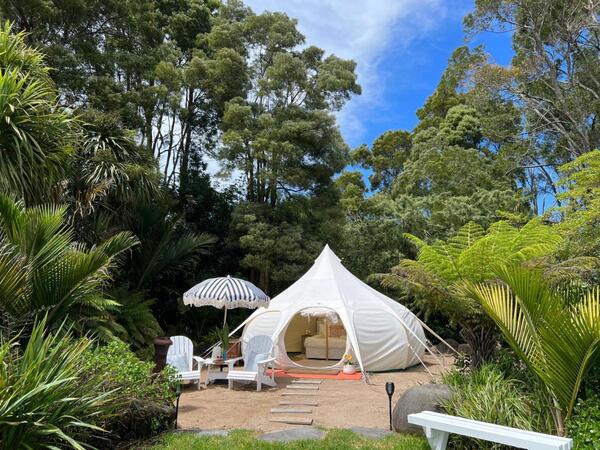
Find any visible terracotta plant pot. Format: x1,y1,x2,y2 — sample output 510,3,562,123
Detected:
153,336,173,373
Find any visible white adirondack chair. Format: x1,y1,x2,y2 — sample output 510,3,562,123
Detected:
226,335,276,391
166,335,208,389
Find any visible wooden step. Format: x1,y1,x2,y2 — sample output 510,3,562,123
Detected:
281,391,319,396
280,400,318,406
269,417,313,425
285,384,319,390
270,407,312,414
291,380,322,384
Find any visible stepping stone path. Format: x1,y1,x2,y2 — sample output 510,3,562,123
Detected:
259,426,326,442
184,429,230,437
269,379,323,426
285,384,319,390
350,427,393,439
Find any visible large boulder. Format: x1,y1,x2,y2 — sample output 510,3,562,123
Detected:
392,384,452,434
435,338,459,354
457,343,472,355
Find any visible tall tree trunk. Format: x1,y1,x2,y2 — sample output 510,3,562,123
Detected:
179,87,194,198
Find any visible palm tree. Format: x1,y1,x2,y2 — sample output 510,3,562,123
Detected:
0,194,138,336
126,204,216,291
68,110,162,221
0,22,72,204
463,266,600,435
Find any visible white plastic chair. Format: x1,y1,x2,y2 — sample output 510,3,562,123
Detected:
226,335,276,391
166,335,208,389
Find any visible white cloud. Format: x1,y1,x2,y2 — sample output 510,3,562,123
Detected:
243,0,448,145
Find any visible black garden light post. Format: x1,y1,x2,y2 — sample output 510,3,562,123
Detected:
386,381,395,431
174,381,182,429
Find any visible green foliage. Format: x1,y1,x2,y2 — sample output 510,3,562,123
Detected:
376,218,563,366
567,396,600,450
0,318,115,449
231,203,321,292
443,363,552,448
351,130,412,191
215,323,230,352
150,428,429,450
82,339,177,444
0,194,138,336
125,204,216,291
69,110,162,220
557,150,600,257
466,0,600,158
109,288,163,350
377,219,562,323
0,21,73,204
384,103,519,238
83,340,176,408
464,267,600,433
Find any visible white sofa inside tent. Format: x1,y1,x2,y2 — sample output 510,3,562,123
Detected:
236,245,427,374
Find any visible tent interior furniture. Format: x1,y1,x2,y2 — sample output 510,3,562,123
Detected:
237,245,430,376
166,335,209,389
227,335,277,391
408,411,572,450
285,314,348,363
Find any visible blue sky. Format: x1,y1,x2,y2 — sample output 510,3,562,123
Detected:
244,0,515,149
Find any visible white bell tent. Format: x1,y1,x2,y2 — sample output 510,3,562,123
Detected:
234,245,429,374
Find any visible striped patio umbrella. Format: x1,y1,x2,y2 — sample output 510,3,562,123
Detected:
183,275,270,326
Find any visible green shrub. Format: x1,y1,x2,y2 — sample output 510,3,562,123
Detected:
568,396,600,449
82,340,177,445
443,363,553,449
0,319,115,449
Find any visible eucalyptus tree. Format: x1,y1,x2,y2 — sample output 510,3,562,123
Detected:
466,0,600,159
214,10,360,207
207,8,360,291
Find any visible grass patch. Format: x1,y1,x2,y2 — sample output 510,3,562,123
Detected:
147,428,429,449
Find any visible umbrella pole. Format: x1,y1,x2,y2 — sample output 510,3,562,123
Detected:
223,308,228,328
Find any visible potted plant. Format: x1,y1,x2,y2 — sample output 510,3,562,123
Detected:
215,324,230,361
342,353,356,374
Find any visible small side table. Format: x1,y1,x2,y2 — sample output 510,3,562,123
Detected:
205,357,241,385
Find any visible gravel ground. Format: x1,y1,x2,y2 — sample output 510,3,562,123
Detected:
176,354,452,432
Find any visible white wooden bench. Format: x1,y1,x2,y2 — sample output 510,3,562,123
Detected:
408,411,572,450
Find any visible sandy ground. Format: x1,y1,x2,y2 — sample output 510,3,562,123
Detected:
177,354,453,432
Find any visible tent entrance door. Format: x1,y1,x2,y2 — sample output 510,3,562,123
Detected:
283,311,348,369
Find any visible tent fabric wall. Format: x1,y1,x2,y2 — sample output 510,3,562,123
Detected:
240,245,427,373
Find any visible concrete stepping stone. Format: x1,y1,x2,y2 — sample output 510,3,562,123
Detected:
285,384,319,390
187,429,230,437
260,426,324,440
280,400,318,406
270,407,313,414
269,417,313,425
282,391,318,396
350,427,393,439
291,379,322,384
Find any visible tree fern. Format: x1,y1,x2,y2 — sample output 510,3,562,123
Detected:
376,219,565,366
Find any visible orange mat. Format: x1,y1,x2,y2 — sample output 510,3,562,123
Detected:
267,369,362,381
